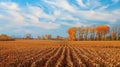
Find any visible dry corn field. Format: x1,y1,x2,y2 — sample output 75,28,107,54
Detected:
0,40,120,67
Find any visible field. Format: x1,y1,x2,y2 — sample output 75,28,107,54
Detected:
0,40,120,67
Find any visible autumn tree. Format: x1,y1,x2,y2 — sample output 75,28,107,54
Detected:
111,31,116,40
67,27,77,40
96,26,102,40
102,25,109,40
96,25,109,40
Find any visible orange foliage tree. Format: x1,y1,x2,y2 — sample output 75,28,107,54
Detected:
67,27,77,40
111,32,116,40
96,25,109,40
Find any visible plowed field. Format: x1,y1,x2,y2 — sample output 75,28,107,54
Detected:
0,40,120,67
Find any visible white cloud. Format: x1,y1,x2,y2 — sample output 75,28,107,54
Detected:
13,28,34,34
112,9,120,15
86,0,101,9
77,0,86,7
44,0,76,12
112,0,119,3
51,9,79,21
0,2,60,30
54,10,60,16
60,22,86,27
27,5,42,17
0,14,4,18
32,22,60,29
71,22,86,27
0,2,20,10
58,13,79,21
98,5,109,11
43,0,119,24
27,4,56,22
77,10,120,23
8,11,25,23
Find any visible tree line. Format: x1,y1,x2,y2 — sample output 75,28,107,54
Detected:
67,25,120,41
0,34,65,41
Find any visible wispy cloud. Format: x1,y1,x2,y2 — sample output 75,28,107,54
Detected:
0,2,60,30
0,14,4,18
77,0,86,7
112,0,119,3
44,0,77,12
77,10,120,23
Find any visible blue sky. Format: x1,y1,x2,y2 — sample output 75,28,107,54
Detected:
0,0,120,37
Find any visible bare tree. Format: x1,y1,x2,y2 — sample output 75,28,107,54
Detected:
90,26,95,40
84,26,89,40
79,27,84,40
25,34,32,40
112,25,118,40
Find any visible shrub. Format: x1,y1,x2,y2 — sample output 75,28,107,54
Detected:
0,34,15,41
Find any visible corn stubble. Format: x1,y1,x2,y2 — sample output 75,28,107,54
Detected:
0,40,120,67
